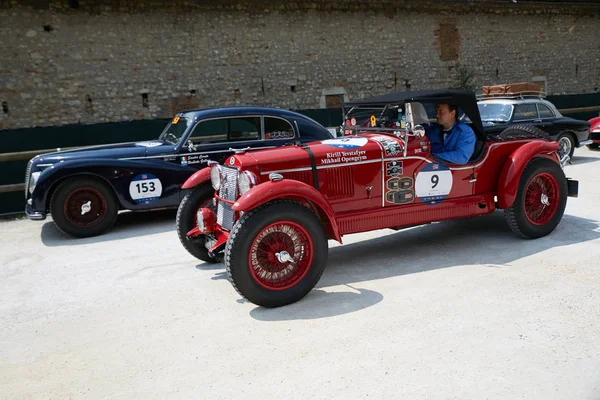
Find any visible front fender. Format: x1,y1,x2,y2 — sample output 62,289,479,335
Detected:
497,141,559,209
31,158,192,212
181,166,211,189
232,179,342,243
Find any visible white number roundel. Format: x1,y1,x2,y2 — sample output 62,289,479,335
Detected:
415,163,452,203
129,173,163,204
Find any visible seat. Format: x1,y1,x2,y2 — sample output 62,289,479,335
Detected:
468,138,486,163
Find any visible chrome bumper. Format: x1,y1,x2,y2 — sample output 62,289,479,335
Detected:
578,139,593,147
25,202,46,220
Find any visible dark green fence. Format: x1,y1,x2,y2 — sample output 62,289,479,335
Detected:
1,97,598,216
0,109,342,215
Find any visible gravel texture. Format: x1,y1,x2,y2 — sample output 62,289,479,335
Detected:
2,147,600,399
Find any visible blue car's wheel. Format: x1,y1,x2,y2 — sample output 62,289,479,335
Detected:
50,177,118,238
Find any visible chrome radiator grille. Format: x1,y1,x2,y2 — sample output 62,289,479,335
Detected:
24,159,33,198
217,201,236,231
219,166,238,201
217,166,239,231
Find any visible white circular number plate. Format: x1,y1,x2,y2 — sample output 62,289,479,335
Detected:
415,163,453,203
129,173,163,204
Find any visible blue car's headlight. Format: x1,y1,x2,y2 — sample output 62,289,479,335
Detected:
29,171,41,193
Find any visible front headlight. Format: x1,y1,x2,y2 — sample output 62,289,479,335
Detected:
29,171,41,193
238,171,256,195
210,165,222,191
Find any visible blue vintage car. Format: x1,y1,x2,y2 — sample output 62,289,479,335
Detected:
25,107,334,238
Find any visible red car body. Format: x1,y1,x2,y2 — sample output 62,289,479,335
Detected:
178,90,579,308
588,116,600,147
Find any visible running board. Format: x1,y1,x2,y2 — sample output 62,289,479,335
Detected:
336,193,496,236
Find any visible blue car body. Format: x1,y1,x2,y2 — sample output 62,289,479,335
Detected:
25,107,334,227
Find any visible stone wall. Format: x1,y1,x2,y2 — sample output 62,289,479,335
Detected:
0,0,599,129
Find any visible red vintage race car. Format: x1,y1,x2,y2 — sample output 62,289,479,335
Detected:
588,116,600,148
177,90,579,308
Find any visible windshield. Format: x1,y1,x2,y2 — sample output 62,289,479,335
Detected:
158,114,194,144
478,103,513,123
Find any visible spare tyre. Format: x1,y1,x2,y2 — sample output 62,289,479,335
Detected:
498,124,549,140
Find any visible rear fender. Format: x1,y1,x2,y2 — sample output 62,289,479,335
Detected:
497,141,560,209
181,166,211,189
232,179,342,243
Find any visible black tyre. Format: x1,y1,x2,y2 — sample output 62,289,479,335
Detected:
504,157,567,239
557,133,575,159
50,177,119,238
176,184,218,263
498,124,549,140
587,143,599,150
225,201,328,308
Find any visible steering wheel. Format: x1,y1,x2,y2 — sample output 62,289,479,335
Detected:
163,132,179,144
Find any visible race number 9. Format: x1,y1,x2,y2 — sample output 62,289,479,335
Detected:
415,163,453,203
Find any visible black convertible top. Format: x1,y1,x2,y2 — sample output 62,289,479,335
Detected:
346,89,484,137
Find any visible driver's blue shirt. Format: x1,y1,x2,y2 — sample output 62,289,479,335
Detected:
425,121,476,165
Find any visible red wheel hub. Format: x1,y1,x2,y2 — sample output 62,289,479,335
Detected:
524,172,559,225
63,187,108,227
248,221,314,291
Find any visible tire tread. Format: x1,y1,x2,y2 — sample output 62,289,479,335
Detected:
504,157,567,239
225,200,328,307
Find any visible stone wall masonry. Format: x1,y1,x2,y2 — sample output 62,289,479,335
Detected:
0,0,599,129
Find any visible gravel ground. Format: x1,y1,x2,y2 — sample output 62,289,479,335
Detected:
1,147,600,400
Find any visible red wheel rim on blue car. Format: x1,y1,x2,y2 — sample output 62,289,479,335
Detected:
63,187,108,227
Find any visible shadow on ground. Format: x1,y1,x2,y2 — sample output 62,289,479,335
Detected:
40,209,177,246
569,155,599,166
247,211,600,321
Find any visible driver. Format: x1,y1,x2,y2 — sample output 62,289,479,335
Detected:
425,103,476,165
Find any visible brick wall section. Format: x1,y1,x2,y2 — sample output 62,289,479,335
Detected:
0,0,599,129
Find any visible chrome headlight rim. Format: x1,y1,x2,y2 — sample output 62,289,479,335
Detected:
210,165,222,191
238,170,256,195
412,124,426,138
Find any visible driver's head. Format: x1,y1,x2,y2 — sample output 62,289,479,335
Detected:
435,103,458,129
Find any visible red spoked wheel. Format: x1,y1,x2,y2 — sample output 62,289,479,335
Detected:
175,184,219,263
505,158,567,239
248,221,314,291
63,187,108,227
523,172,559,226
225,201,328,308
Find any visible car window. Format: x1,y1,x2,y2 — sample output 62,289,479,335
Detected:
264,117,295,140
512,104,538,120
538,104,554,118
158,114,194,144
229,117,260,141
478,103,513,123
189,117,260,144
